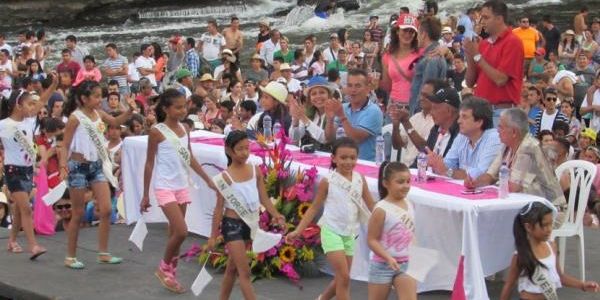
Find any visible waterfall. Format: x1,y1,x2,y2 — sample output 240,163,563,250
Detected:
284,5,317,26
138,4,247,19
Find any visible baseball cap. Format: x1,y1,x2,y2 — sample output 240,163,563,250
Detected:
329,33,339,39
396,13,419,31
565,29,575,36
534,48,546,56
175,68,193,80
580,128,597,143
427,87,461,109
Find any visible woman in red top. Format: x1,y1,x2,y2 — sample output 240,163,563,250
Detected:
35,118,65,188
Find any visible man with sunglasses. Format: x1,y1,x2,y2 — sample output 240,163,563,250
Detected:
533,87,569,135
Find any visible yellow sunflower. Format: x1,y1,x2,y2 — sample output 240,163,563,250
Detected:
279,245,297,264
297,203,311,219
97,121,106,133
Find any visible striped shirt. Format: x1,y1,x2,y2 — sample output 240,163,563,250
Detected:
533,109,569,136
102,55,128,88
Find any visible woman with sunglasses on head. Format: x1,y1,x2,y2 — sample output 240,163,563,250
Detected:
0,72,58,259
380,13,420,107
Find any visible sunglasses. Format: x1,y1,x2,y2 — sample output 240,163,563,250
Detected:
54,204,71,210
545,97,557,101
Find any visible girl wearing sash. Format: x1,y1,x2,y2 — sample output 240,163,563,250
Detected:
367,161,416,300
60,80,135,269
500,202,599,300
140,89,217,293
0,74,57,259
287,138,375,300
208,130,285,300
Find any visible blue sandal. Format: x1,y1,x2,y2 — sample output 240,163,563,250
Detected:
97,252,123,264
65,257,85,269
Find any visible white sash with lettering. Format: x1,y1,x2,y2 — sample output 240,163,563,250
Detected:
72,110,118,188
328,171,371,224
532,265,559,300
153,123,198,189
212,173,281,253
376,200,414,232
0,119,37,165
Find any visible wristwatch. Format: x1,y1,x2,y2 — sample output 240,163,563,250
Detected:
407,127,416,135
446,168,454,178
473,53,482,63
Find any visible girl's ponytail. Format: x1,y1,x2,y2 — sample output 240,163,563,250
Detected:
377,161,409,199
378,161,390,199
513,202,554,281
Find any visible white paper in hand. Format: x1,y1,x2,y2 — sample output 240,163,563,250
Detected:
128,218,148,251
42,180,67,206
191,263,213,296
406,245,440,282
252,229,282,253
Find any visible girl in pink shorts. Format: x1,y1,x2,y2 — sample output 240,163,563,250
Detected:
141,89,217,293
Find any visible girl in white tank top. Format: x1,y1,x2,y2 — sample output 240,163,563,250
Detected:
500,201,599,300
61,80,135,269
286,138,375,300
141,89,218,293
209,130,285,299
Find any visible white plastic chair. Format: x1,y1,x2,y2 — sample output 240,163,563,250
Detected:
552,160,596,280
382,124,399,162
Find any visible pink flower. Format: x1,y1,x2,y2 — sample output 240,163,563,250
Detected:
180,243,202,262
259,164,268,176
259,211,270,229
281,263,300,282
277,169,289,180
295,183,314,202
266,246,279,257
305,167,318,181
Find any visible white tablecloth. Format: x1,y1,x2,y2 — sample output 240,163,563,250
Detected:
121,130,545,300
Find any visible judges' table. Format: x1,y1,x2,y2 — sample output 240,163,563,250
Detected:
122,130,545,300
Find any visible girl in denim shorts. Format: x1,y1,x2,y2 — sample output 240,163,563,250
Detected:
287,138,375,300
367,162,416,300
140,89,217,293
0,76,58,259
60,80,135,269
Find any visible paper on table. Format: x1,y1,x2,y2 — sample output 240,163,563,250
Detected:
191,261,213,296
252,229,282,253
128,218,148,251
42,180,67,206
406,245,440,282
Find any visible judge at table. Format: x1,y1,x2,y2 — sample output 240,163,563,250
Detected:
428,97,502,179
465,108,567,221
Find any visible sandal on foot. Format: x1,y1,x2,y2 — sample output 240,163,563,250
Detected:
7,241,23,253
65,257,85,269
29,245,47,260
155,268,186,294
97,252,123,264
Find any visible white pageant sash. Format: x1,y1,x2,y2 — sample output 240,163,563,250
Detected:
532,265,559,300
73,110,118,188
153,123,198,188
376,200,415,232
1,119,37,165
328,171,371,224
212,173,281,253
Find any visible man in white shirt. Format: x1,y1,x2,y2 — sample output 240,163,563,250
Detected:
323,33,341,64
0,34,12,58
199,19,226,70
0,50,13,79
259,29,281,69
280,63,302,94
580,73,600,132
135,44,157,89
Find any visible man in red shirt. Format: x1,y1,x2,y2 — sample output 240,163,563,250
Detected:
464,0,524,126
55,49,81,79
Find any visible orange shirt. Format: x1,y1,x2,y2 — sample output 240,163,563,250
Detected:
512,27,539,58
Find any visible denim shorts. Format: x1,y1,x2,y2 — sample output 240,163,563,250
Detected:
368,260,409,284
4,165,34,193
67,159,107,189
221,217,251,243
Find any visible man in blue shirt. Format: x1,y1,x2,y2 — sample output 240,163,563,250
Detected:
185,37,200,78
325,69,383,161
428,96,502,179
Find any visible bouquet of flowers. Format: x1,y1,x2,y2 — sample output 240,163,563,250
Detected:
190,131,322,283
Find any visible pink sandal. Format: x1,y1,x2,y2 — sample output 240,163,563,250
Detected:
7,241,23,253
154,260,185,294
30,245,47,260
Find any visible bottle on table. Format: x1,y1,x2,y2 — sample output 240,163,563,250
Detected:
417,152,428,183
375,134,385,165
335,124,345,139
498,162,510,199
273,121,282,137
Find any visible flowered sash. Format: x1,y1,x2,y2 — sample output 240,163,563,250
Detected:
153,123,197,188
532,265,559,300
376,200,414,233
73,110,118,188
328,171,371,224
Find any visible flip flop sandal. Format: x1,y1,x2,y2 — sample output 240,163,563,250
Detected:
96,252,123,264
7,241,23,253
154,269,186,294
65,257,86,269
30,246,47,260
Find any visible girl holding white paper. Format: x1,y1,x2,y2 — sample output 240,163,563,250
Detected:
286,138,375,300
208,130,285,300
500,202,600,300
60,80,135,269
140,89,217,294
367,161,416,300
0,73,58,260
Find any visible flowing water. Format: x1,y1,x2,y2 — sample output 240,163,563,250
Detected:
3,0,599,69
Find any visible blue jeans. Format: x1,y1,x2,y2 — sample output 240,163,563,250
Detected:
67,160,107,189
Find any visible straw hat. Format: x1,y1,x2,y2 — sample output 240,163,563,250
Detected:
259,81,288,104
199,73,216,82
